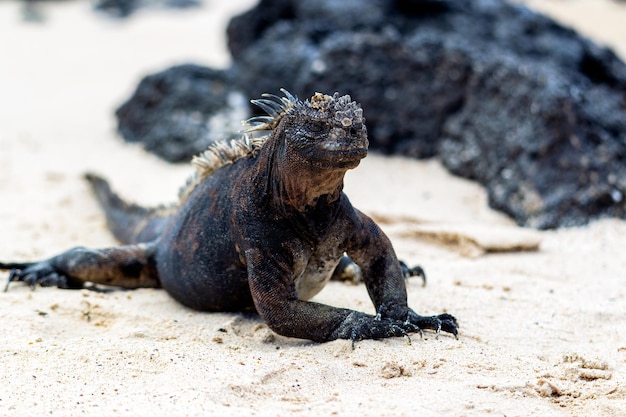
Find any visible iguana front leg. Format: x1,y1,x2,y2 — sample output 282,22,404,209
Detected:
245,248,416,343
348,212,458,338
2,243,160,291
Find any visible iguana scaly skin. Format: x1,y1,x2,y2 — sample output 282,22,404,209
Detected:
1,90,457,343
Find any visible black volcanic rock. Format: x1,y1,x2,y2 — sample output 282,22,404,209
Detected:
94,0,201,18
224,0,626,228
116,64,246,162
440,55,626,228
115,0,626,228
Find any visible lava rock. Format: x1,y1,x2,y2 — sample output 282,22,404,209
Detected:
116,64,247,162
440,54,626,228
223,0,626,228
17,0,202,20
226,0,297,60
94,0,202,18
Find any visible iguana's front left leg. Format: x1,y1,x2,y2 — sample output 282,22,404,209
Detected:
1,243,160,291
347,213,458,338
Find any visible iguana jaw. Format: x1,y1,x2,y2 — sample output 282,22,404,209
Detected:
314,147,368,170
293,135,368,171
317,124,368,166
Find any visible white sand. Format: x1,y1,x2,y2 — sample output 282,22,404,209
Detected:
1,1,625,416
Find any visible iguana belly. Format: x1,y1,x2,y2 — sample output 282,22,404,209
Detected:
295,256,342,300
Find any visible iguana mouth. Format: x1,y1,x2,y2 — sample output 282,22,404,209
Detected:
320,125,368,155
320,141,368,154
318,142,368,167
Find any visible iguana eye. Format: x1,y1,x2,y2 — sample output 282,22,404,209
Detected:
306,121,327,134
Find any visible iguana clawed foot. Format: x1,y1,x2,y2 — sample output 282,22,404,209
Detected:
407,310,459,339
399,260,426,286
334,309,458,347
1,261,78,291
333,312,414,346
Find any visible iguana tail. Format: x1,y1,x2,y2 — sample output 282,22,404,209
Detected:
85,173,171,245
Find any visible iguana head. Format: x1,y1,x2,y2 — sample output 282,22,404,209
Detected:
246,89,369,170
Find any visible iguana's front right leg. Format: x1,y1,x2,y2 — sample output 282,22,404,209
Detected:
1,243,160,291
245,248,417,343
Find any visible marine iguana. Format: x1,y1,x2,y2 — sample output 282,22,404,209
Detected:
1,90,458,343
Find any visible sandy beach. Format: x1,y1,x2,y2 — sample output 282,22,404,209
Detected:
0,0,625,415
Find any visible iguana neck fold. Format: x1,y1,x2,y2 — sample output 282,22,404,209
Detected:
272,155,346,213
256,127,348,215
